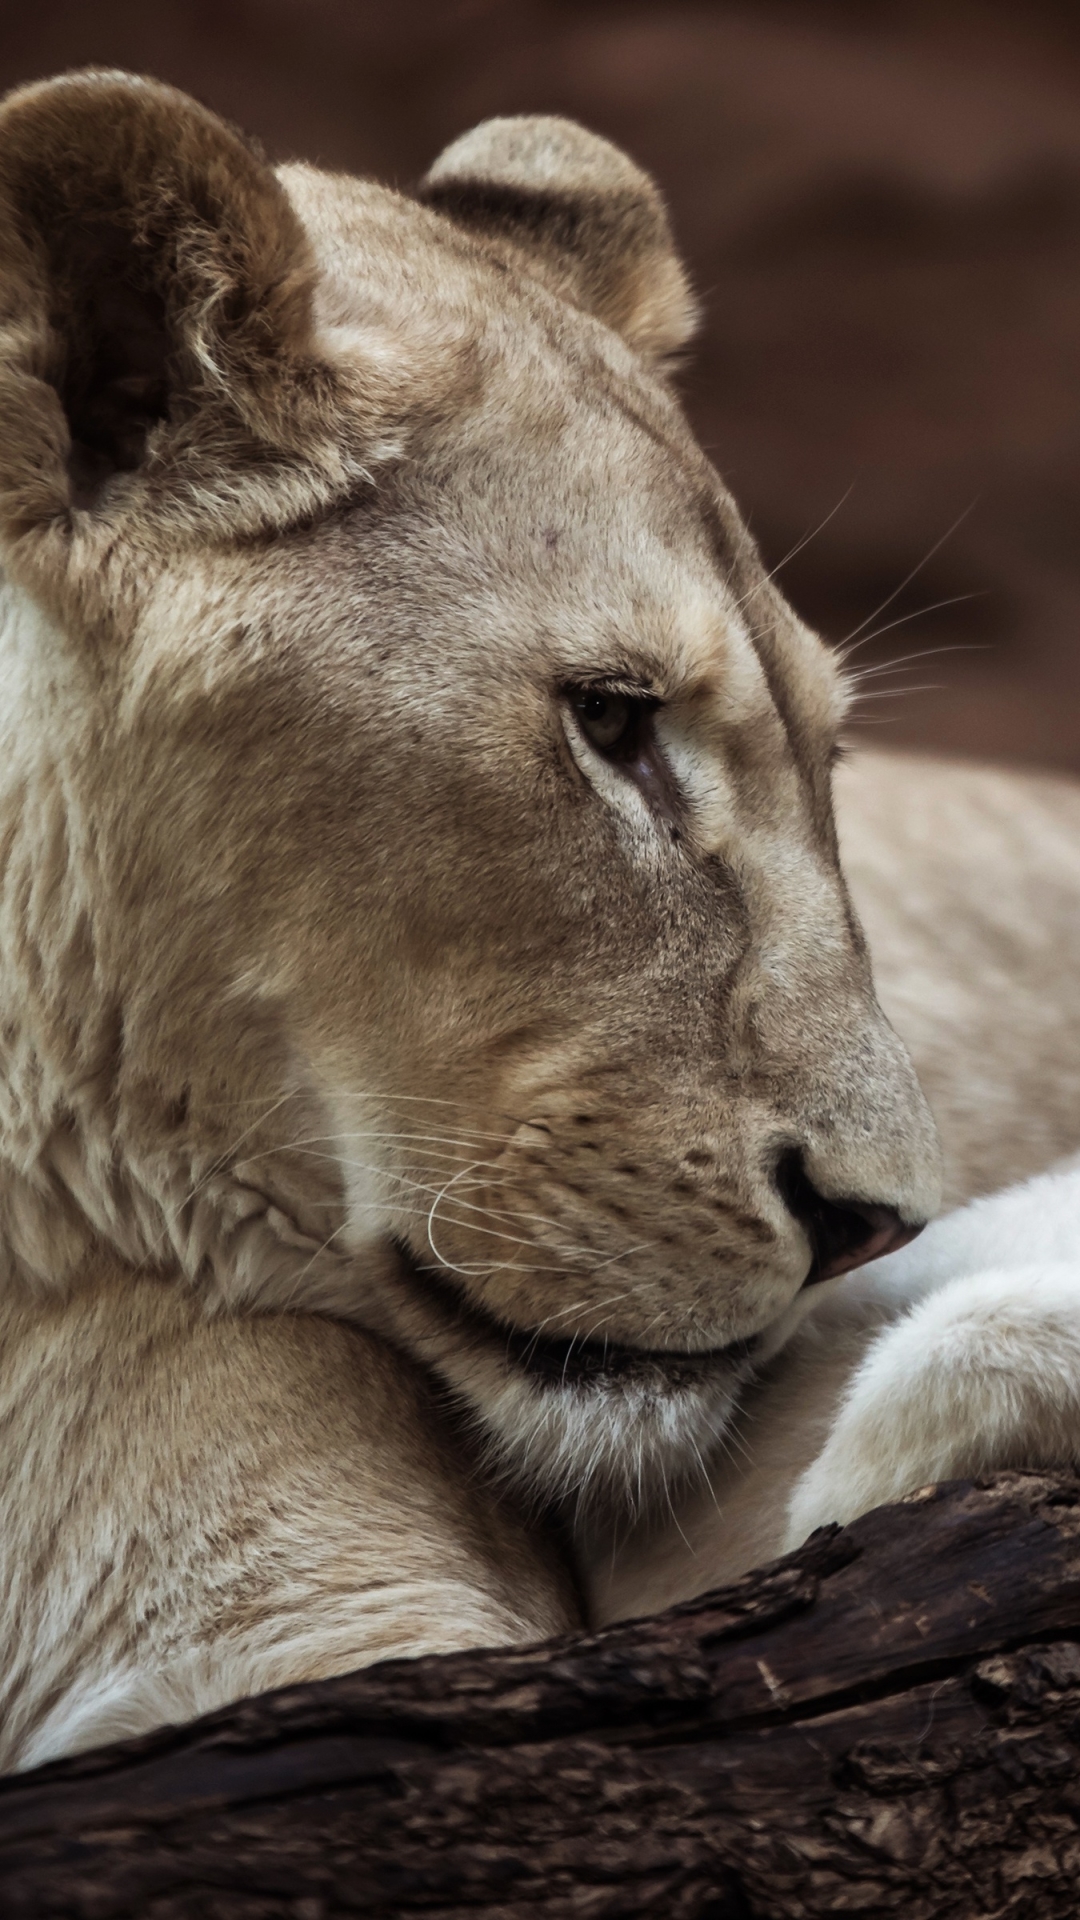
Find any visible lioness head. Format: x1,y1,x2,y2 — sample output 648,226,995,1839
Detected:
0,74,940,1514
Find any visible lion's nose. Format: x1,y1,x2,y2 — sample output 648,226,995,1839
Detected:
775,1150,924,1286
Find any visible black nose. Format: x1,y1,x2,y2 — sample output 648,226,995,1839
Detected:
776,1150,924,1286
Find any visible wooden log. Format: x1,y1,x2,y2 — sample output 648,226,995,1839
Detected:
2,1468,1080,1917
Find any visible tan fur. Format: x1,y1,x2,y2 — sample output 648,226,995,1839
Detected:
1,72,1064,1765
0,1258,572,1773
590,757,1080,1624
838,751,1080,1205
590,1155,1080,1625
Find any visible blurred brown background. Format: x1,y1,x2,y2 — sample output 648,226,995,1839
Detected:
4,1,1080,772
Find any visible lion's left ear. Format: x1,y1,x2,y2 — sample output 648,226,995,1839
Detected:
419,116,698,367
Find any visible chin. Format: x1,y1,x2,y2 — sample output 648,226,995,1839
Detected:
383,1242,759,1521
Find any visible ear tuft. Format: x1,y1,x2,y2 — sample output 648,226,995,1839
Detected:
419,116,698,367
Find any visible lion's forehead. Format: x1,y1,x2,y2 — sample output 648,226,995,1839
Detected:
277,157,846,764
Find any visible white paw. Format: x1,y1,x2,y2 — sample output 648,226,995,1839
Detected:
783,1261,1080,1553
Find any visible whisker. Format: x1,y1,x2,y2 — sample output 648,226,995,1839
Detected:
842,639,986,684
272,1218,354,1311
525,1288,639,1337
349,1091,534,1131
732,485,855,617
662,1469,696,1555
849,683,944,703
427,1158,495,1278
272,1150,610,1263
838,503,977,652
838,599,985,669
685,1430,723,1508
254,1123,513,1152
135,1088,308,1270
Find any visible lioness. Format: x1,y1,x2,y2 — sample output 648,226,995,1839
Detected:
0,72,1076,1772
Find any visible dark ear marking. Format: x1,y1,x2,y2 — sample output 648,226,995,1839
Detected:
419,116,698,366
54,221,172,508
0,68,335,535
420,177,639,257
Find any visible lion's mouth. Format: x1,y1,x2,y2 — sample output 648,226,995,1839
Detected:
393,1241,758,1388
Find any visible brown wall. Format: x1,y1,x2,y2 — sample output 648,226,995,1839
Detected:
4,2,1080,771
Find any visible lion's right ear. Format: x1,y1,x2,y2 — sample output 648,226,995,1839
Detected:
0,70,365,608
419,116,699,368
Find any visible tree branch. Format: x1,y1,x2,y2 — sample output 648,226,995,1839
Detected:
3,1469,1080,1917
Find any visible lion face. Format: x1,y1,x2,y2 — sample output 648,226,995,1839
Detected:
0,78,940,1515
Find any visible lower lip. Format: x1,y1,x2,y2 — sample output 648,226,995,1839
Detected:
506,1327,758,1386
395,1242,757,1386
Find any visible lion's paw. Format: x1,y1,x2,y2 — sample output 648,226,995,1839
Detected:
783,1261,1080,1552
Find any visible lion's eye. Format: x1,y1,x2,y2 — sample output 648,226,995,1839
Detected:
570,689,635,754
565,682,681,837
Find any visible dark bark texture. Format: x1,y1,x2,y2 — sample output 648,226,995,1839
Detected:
2,1471,1080,1917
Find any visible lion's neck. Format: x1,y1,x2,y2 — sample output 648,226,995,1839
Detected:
0,829,359,1305
0,770,156,1290
0,582,367,1308
0,587,123,1287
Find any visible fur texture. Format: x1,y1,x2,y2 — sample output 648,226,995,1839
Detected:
0,72,941,1768
0,77,939,1493
837,752,1080,1205
0,1260,573,1774
589,1159,1080,1623
0,70,1075,1768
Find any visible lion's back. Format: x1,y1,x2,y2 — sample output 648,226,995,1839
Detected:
837,748,1080,1203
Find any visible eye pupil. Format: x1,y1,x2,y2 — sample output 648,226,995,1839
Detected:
572,689,633,752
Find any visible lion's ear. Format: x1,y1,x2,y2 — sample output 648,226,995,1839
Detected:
419,116,698,366
0,69,358,578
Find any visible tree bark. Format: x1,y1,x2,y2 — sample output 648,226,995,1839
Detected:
3,1470,1080,1918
